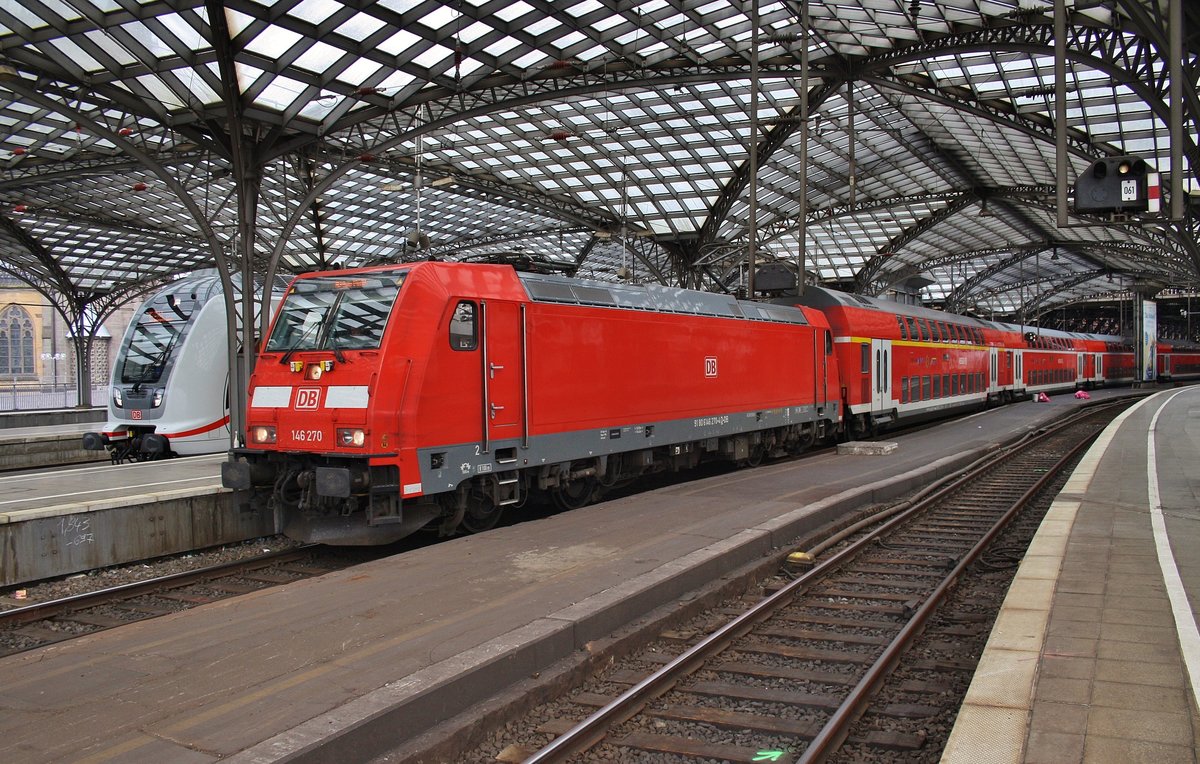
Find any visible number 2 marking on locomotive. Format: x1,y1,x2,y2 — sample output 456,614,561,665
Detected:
705,356,718,377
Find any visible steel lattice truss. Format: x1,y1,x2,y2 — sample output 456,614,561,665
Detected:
0,0,1196,328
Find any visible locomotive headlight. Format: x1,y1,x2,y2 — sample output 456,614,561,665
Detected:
250,425,277,444
337,427,366,448
152,387,165,407
113,388,123,408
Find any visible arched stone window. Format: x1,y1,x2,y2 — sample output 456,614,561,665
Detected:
0,305,35,376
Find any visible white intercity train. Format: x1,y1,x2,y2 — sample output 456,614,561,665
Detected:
83,270,281,462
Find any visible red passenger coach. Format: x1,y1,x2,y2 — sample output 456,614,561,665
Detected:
223,263,840,545
1158,341,1200,382
787,287,1000,437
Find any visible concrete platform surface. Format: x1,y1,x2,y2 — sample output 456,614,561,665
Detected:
943,386,1200,764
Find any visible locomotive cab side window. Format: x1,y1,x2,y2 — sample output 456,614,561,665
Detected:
449,301,478,351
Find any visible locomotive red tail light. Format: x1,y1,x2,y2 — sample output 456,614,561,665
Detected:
337,428,366,447
250,425,277,444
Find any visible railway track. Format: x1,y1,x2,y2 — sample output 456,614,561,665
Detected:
502,399,1130,764
0,546,348,656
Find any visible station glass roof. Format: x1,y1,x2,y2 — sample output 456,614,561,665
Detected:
0,0,1196,327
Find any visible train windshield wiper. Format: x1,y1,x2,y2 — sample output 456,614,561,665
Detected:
327,336,347,363
279,319,322,365
280,292,346,365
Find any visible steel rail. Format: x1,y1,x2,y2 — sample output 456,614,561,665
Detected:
797,415,1106,762
523,400,1123,763
0,546,316,627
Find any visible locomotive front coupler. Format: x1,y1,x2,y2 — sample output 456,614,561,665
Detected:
314,462,371,498
221,452,278,490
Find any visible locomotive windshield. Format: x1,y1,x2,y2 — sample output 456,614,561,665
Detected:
119,295,197,384
266,271,407,354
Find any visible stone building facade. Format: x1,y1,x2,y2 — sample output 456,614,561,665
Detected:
0,278,139,393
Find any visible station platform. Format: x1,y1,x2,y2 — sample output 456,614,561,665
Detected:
0,406,104,430
0,454,270,586
0,420,110,470
0,389,1141,764
943,386,1200,763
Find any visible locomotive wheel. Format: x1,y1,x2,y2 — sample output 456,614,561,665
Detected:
552,477,596,511
460,489,503,533
741,444,765,468
790,425,817,455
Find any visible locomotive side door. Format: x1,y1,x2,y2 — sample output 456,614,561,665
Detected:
870,339,892,413
480,300,526,455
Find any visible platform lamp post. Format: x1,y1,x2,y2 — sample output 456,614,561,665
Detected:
796,0,809,297
746,0,760,298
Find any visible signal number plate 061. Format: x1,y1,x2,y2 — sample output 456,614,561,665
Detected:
292,429,323,443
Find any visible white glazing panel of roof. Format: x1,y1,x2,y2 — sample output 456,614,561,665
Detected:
898,101,1055,188
0,0,1190,316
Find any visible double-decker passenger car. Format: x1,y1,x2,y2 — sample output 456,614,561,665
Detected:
787,287,1003,438
83,272,280,462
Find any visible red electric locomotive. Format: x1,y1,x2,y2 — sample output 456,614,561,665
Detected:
222,262,841,545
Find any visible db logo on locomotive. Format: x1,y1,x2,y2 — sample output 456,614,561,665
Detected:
294,388,321,410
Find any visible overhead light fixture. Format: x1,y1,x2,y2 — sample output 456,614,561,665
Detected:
430,176,455,187
0,60,16,80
